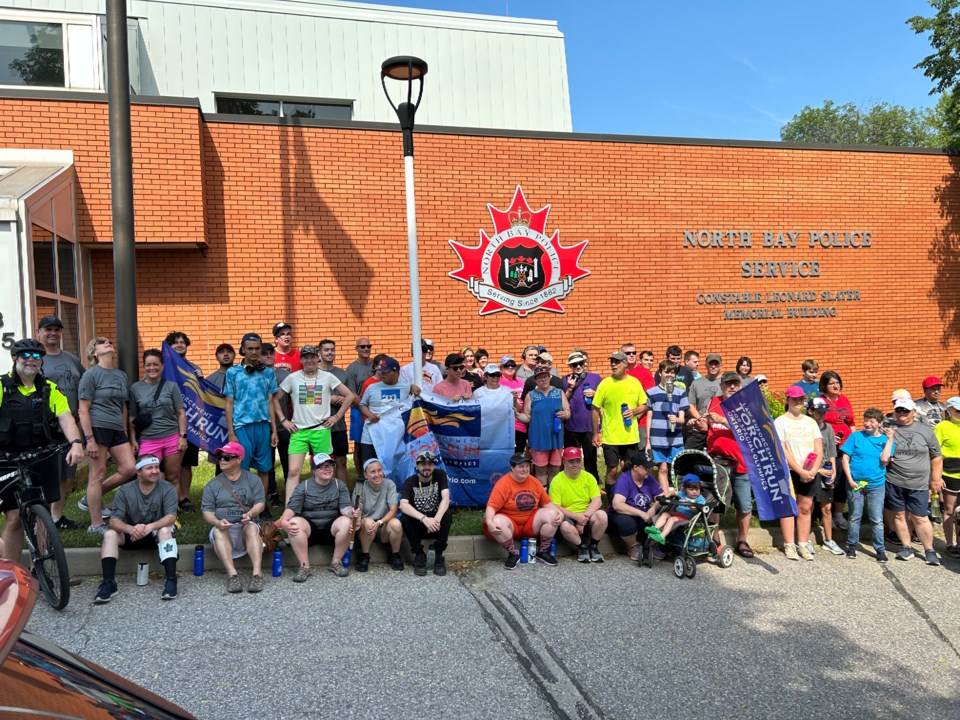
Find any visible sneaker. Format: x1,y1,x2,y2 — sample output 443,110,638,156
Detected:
832,515,849,530
845,545,857,559
627,544,641,562
925,549,941,566
577,545,590,563
947,545,960,558
161,578,177,600
292,565,312,583
356,554,371,573
434,555,447,576
93,580,118,604
227,574,243,593
804,539,816,557
389,552,405,571
504,552,521,570
783,543,800,561
328,561,349,577
77,495,89,512
589,544,604,563
876,550,888,564
178,497,194,512
248,574,264,593
269,493,283,508
885,531,902,546
796,543,815,561
86,524,107,535
896,548,913,562
822,539,845,556
54,516,80,530
414,553,427,576
536,550,558,566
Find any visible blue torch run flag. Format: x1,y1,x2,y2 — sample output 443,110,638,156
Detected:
367,390,515,506
161,343,229,454
720,381,798,521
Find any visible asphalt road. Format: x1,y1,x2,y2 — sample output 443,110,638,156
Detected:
25,546,960,719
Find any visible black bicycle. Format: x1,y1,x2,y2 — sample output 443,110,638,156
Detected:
0,443,70,610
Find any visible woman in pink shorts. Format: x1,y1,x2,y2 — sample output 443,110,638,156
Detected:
128,349,188,500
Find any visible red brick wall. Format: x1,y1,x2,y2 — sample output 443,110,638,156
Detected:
4,97,960,412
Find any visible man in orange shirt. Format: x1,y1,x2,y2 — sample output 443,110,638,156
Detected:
484,453,562,569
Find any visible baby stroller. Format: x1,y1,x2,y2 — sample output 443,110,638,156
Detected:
645,449,735,579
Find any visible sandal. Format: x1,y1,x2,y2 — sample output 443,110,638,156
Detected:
735,540,755,558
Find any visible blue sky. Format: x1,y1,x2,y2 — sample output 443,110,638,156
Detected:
354,0,942,140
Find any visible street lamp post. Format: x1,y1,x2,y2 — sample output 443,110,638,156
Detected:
381,55,428,385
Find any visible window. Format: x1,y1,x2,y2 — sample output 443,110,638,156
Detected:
0,14,101,90
216,96,352,120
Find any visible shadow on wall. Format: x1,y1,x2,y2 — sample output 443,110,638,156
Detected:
279,122,372,320
931,155,960,388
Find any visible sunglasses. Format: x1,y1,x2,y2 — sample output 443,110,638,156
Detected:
450,365,465,371
486,372,502,378
624,351,637,356
502,364,516,369
610,359,624,365
95,338,109,345
894,408,911,414
569,362,585,369
357,344,372,350
219,454,240,461
18,352,42,360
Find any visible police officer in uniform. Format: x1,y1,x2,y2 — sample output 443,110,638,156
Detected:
1,339,85,561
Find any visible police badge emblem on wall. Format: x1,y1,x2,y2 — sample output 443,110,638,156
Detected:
448,186,590,317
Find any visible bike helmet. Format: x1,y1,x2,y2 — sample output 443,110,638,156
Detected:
10,338,46,358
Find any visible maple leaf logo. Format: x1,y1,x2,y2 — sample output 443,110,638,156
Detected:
448,186,590,317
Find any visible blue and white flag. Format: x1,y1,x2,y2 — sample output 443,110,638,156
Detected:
720,381,797,520
367,390,514,506
161,344,229,454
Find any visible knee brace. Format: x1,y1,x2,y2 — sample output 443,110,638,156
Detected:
158,538,179,562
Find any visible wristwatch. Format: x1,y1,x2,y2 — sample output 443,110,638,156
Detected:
70,439,83,445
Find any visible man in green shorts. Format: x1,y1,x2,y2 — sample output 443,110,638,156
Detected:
274,345,355,502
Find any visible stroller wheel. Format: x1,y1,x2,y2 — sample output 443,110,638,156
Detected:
683,554,697,578
718,545,735,568
673,556,685,579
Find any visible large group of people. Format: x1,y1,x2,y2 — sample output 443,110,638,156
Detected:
0,316,954,601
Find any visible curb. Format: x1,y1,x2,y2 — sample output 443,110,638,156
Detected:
35,527,785,578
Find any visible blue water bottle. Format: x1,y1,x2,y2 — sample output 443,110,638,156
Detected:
519,538,529,563
553,415,562,433
193,545,204,576
584,390,592,407
342,541,353,568
621,403,632,428
550,537,557,555
272,549,283,577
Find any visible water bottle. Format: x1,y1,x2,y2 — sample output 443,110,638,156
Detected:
528,537,537,562
621,403,632,428
584,394,592,407
553,415,562,433
550,537,556,555
342,542,353,568
272,549,283,577
519,538,529,563
193,545,204,576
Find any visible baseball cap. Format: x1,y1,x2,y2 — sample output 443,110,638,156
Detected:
415,449,438,463
705,353,722,364
720,371,741,385
240,332,261,345
538,351,553,363
272,322,292,336
483,363,501,375
681,473,702,486
421,338,434,350
215,441,245,459
891,388,912,402
37,315,63,329
215,343,235,354
311,453,334,468
534,366,551,378
379,357,400,373
922,376,943,389
445,353,464,367
561,446,583,461
784,385,805,399
299,345,319,357
567,351,587,365
509,452,531,467
755,374,768,384
806,397,829,412
946,396,960,411
893,398,916,412
260,342,275,354
500,355,516,367
609,351,628,362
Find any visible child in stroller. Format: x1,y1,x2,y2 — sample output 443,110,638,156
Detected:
645,474,705,544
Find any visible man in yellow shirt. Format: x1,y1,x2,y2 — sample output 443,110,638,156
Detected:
549,447,608,563
592,351,648,495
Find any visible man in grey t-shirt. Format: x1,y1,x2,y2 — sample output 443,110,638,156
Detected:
886,398,944,565
37,314,85,529
351,459,403,572
684,353,722,451
201,442,266,593
277,453,352,581
205,343,236,392
94,455,180,603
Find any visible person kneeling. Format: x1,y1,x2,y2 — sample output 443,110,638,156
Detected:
549,447,607,563
277,452,353,581
353,459,404,572
201,442,266,593
95,454,179,603
484,453,562,569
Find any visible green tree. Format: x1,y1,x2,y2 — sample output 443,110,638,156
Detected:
780,100,942,147
910,1,960,147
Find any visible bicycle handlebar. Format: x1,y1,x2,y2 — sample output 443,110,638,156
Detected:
0,442,70,467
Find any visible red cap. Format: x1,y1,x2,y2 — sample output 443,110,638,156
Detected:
922,376,943,389
784,385,805,399
562,446,583,461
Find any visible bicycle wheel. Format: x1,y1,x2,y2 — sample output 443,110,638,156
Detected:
23,504,70,610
